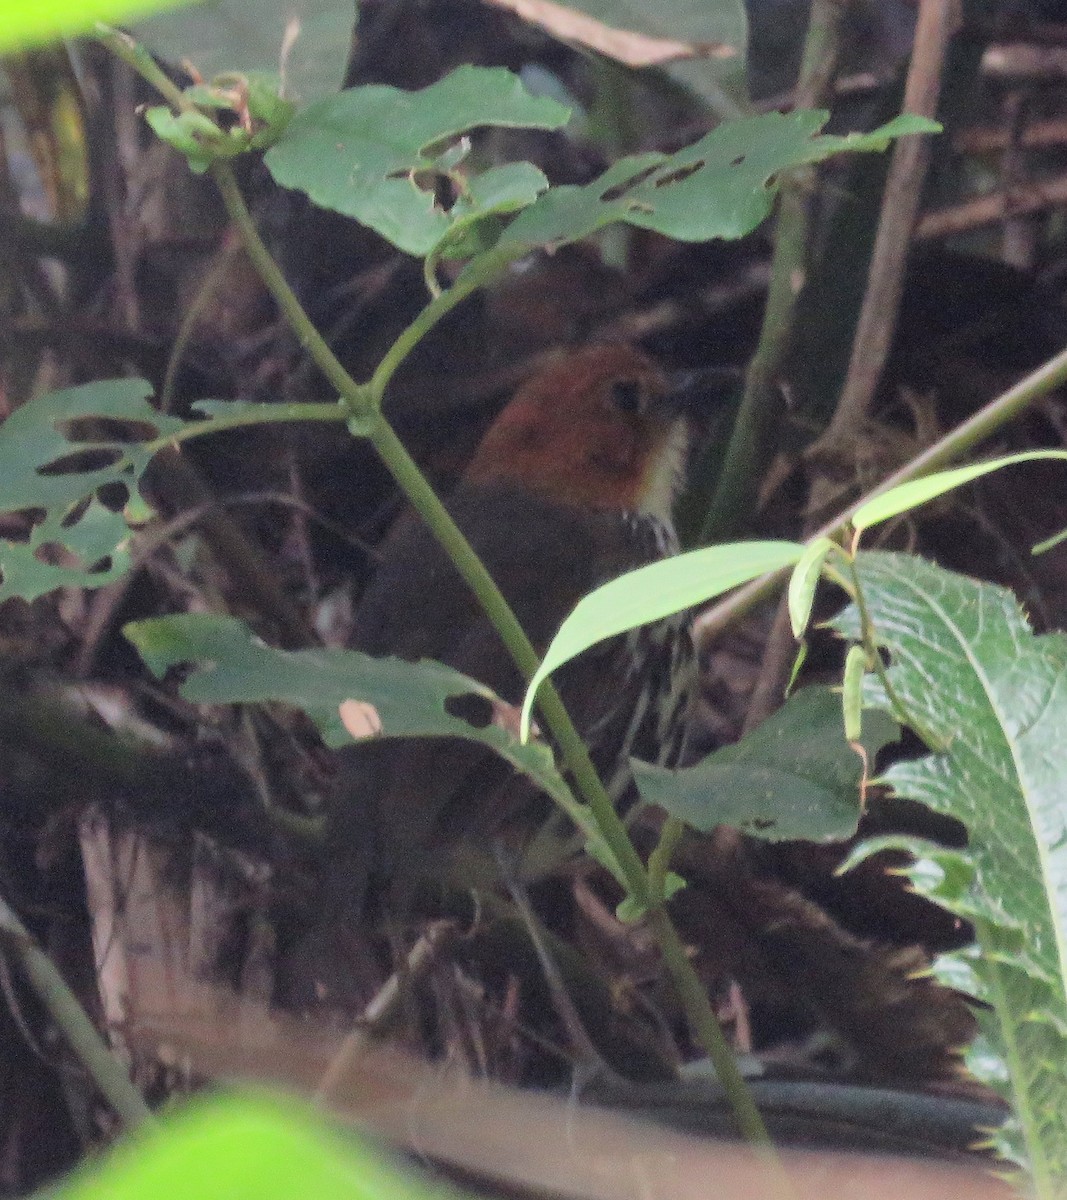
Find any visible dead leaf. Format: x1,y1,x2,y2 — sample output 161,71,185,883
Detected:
481,0,736,68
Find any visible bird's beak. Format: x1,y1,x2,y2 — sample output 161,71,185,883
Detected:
661,365,743,417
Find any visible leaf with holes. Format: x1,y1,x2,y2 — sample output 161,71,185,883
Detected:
503,111,939,249
0,379,185,602
124,613,578,814
832,551,1067,1183
263,66,571,257
633,686,897,841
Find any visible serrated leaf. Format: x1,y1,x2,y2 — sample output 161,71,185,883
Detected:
521,540,803,739
0,379,184,602
632,686,898,840
123,613,575,812
831,551,1067,1183
504,111,938,250
49,1091,455,1200
263,67,570,257
851,450,1067,536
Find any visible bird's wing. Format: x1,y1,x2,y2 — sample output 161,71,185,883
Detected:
328,484,676,901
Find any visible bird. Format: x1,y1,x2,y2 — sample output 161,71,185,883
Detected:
323,343,713,917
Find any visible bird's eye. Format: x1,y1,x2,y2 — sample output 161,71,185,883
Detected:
610,379,643,414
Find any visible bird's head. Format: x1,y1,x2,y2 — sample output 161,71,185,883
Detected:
464,344,697,522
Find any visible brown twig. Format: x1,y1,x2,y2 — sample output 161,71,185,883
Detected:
957,115,1067,153
917,171,1067,239
818,0,962,447
743,0,962,730
693,339,1067,654
700,0,849,542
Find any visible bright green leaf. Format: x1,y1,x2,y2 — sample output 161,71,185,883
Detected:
0,0,189,51
832,551,1067,1179
521,540,803,739
263,67,571,256
851,450,1067,536
504,112,939,250
49,1091,459,1200
123,613,577,813
632,686,898,840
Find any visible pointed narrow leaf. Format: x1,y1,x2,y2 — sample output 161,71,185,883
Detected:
841,643,866,743
852,450,1067,536
520,540,803,738
788,536,838,637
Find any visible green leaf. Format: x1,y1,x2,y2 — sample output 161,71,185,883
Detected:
0,0,189,50
49,1091,458,1200
263,67,571,257
788,535,838,637
0,382,316,604
504,111,938,250
145,105,232,173
123,613,576,813
632,686,898,840
133,0,357,104
841,643,866,743
831,552,1067,1182
520,540,803,739
0,379,184,602
851,450,1067,536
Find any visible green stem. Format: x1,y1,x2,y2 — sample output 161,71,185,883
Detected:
140,402,343,456
648,908,777,1153
697,341,1067,644
210,164,372,409
0,894,154,1130
844,556,945,751
106,36,774,1150
648,815,684,901
369,244,527,403
96,24,193,114
701,0,848,543
702,178,808,541
214,168,774,1146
